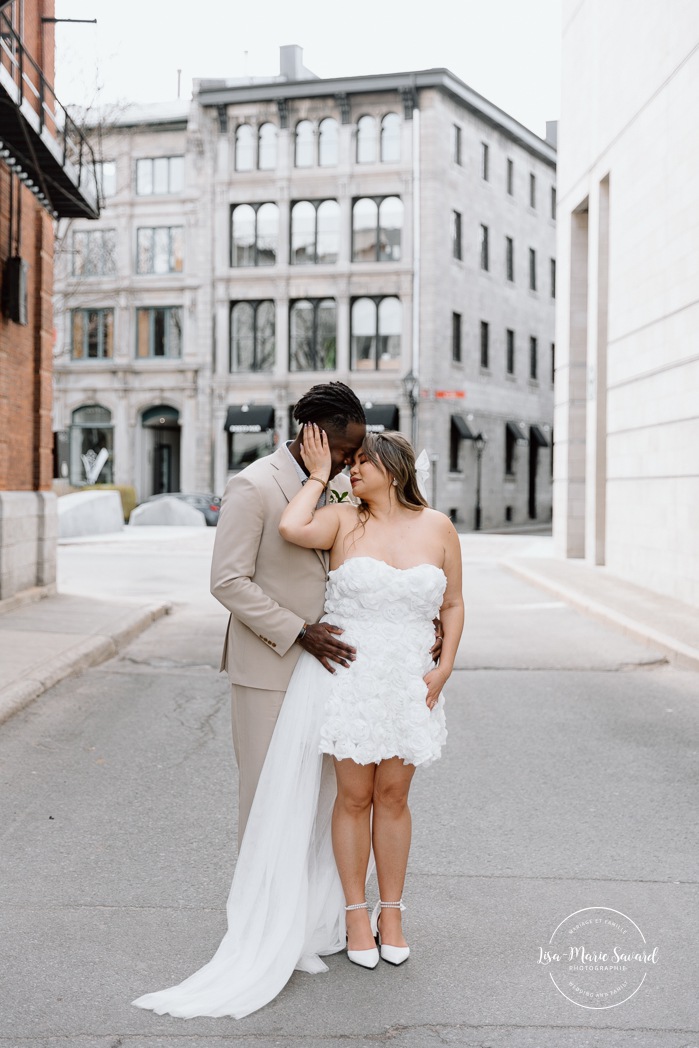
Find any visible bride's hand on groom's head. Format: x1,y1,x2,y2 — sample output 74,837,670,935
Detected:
300,422,332,482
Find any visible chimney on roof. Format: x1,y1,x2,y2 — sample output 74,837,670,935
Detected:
546,120,558,148
280,45,305,82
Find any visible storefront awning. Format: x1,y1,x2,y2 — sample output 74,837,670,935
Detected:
451,414,475,440
530,424,550,447
364,404,399,432
506,420,529,446
225,405,275,433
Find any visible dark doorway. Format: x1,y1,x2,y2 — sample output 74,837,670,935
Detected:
528,438,538,519
142,405,181,496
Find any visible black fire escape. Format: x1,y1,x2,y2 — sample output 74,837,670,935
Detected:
0,6,100,219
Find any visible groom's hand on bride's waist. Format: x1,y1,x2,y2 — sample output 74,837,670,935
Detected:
299,622,357,674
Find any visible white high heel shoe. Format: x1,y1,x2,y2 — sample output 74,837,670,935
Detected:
370,899,410,965
345,902,379,969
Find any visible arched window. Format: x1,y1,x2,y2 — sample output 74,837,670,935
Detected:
352,196,402,261
231,203,278,266
291,200,340,264
256,203,279,266
356,115,377,163
230,300,275,372
70,404,114,485
316,200,340,263
351,297,401,370
289,299,336,371
258,123,277,170
318,117,338,167
377,296,402,368
295,120,314,167
290,201,316,264
380,112,401,162
377,196,403,261
235,124,254,171
352,198,378,260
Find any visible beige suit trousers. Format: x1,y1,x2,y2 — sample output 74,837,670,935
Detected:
230,683,286,848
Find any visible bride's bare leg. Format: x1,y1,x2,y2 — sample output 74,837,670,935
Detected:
332,757,377,950
371,757,416,947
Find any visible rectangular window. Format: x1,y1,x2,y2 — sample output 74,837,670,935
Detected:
551,185,557,220
506,158,514,195
135,156,184,196
136,227,184,274
94,160,116,199
452,311,462,363
71,308,114,359
529,247,537,290
480,320,489,369
480,224,489,271
452,210,462,260
529,335,538,380
529,172,536,208
72,229,116,277
135,307,183,358
506,328,515,375
505,236,514,281
452,125,462,165
481,141,489,181
550,257,556,298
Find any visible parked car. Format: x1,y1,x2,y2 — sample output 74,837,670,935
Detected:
143,492,222,526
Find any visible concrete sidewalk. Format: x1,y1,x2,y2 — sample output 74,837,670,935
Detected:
0,590,171,727
502,546,699,672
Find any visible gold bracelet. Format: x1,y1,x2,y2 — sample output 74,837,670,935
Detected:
307,475,327,487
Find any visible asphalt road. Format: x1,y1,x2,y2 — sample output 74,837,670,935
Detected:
1,530,697,1047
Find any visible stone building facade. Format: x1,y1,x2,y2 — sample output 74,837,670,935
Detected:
555,1,699,605
53,48,556,528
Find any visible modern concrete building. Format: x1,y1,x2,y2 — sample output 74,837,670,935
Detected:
53,47,556,528
555,1,699,605
0,0,99,602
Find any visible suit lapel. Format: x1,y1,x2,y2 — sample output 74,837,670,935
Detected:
271,445,328,571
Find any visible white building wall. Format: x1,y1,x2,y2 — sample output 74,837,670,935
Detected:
556,0,699,604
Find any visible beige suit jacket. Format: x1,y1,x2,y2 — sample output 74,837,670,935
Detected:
210,444,353,691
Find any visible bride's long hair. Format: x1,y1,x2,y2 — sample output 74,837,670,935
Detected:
355,431,428,514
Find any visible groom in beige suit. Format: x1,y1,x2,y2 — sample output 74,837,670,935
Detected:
211,382,366,846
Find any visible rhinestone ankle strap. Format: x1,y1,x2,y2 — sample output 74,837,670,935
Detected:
345,901,369,911
378,899,405,910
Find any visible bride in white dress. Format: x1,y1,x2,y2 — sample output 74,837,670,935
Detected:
132,428,464,1019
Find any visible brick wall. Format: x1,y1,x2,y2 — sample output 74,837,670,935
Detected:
0,0,56,493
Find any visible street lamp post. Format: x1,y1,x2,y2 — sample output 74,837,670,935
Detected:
402,369,419,447
473,432,487,531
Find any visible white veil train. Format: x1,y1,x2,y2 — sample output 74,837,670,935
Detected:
132,651,376,1019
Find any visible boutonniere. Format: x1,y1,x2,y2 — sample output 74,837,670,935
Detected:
329,489,349,503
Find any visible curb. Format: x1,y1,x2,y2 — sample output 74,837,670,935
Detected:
0,601,172,727
503,559,699,672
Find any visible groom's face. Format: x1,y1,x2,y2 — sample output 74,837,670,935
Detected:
322,420,366,479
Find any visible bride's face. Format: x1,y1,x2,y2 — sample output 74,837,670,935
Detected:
349,448,391,499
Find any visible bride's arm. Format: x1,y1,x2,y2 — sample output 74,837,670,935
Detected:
279,423,343,550
424,519,465,709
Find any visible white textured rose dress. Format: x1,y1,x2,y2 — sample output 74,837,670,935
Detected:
318,556,448,767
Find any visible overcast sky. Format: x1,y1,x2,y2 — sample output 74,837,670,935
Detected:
54,0,561,138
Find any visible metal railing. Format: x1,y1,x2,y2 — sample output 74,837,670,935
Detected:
0,9,99,211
